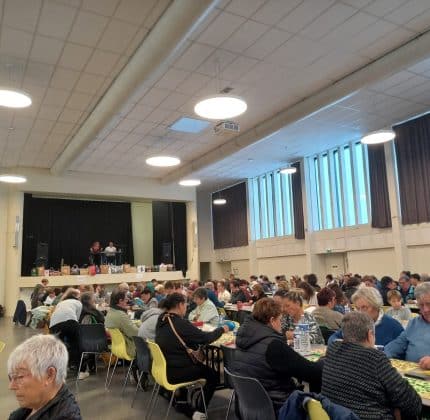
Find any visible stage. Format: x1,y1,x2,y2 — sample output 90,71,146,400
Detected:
19,271,186,306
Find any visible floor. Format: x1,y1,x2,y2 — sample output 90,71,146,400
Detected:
0,317,232,420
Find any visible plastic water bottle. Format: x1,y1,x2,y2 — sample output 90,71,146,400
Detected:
219,314,225,327
298,316,311,354
293,326,302,353
344,304,351,314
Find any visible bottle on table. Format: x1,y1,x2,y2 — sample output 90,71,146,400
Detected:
293,326,302,353
298,315,311,354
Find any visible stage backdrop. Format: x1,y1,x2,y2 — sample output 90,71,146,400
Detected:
21,194,134,275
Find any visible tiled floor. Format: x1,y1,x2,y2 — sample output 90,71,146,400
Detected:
0,318,232,419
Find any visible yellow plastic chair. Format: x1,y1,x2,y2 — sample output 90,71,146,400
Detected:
410,312,418,318
145,340,207,420
105,328,134,393
0,341,5,353
306,398,330,420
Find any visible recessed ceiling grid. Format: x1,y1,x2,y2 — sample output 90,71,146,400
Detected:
70,0,430,178
0,0,171,169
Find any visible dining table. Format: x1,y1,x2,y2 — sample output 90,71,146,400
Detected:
206,330,430,407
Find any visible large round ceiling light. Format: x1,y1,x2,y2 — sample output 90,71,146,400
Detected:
146,156,180,167
194,95,247,120
0,174,27,183
179,179,201,186
361,129,395,145
0,89,32,108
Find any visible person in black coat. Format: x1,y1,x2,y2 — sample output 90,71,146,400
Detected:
234,298,322,413
79,291,105,324
155,293,230,418
8,335,81,420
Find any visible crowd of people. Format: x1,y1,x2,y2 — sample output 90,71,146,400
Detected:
6,270,430,419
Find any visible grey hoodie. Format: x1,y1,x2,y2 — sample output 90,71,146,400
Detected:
138,308,163,341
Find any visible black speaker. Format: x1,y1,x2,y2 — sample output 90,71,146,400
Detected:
161,242,172,264
35,242,48,266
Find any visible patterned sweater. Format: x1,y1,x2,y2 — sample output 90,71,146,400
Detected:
281,312,324,344
322,341,421,419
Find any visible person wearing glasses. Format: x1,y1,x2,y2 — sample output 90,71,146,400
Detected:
7,334,82,420
328,286,403,346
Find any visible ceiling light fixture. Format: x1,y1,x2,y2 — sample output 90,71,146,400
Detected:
361,129,395,145
0,174,27,183
213,198,226,205
0,88,31,108
280,165,297,175
194,95,247,120
179,179,201,187
146,156,180,167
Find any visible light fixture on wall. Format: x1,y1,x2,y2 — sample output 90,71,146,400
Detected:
361,129,395,145
213,188,226,205
179,179,201,186
213,197,226,205
0,174,27,183
194,58,247,120
280,164,297,175
146,156,180,167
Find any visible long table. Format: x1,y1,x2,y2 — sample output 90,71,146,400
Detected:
207,333,430,407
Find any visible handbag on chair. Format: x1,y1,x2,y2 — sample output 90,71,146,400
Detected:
165,314,206,364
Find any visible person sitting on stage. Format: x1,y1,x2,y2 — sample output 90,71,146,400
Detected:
89,241,102,266
104,241,117,265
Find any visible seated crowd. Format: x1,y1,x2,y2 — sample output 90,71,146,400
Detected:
7,271,430,419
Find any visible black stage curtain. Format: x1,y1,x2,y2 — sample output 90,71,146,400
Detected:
152,201,187,275
212,182,248,249
292,162,305,239
394,113,430,224
21,194,134,275
368,144,392,228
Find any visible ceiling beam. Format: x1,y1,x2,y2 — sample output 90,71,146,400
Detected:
161,29,430,184
51,0,219,175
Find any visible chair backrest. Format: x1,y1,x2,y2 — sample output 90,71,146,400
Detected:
0,341,5,353
106,328,132,360
224,367,276,420
319,325,337,345
133,336,151,373
146,340,169,388
221,345,236,388
79,323,108,353
306,398,330,420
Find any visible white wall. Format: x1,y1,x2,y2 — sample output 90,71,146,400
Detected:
196,141,430,283
0,170,198,315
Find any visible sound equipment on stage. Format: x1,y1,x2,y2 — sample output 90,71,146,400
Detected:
35,242,48,267
161,242,172,264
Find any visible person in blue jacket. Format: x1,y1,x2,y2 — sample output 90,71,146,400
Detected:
385,282,430,368
328,286,403,346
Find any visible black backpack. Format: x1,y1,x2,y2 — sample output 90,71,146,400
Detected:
12,300,27,325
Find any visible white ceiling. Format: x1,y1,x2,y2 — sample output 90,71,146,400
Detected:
1,0,430,191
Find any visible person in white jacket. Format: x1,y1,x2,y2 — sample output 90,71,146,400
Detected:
189,288,220,326
217,280,231,303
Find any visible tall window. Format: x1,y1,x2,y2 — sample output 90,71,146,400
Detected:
249,170,294,240
308,142,370,231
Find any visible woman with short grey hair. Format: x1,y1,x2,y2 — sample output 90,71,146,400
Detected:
328,285,403,346
385,282,430,369
322,312,421,419
8,334,82,420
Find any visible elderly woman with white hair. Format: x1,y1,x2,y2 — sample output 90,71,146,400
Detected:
8,334,82,420
328,285,403,346
385,282,430,368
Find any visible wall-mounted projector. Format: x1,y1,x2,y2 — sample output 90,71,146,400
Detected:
214,120,240,135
